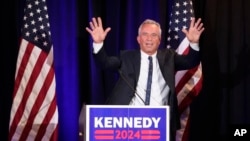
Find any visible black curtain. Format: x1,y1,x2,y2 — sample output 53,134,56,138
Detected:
1,1,20,141
190,0,250,140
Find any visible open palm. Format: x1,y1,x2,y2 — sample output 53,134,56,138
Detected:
182,18,204,43
86,17,111,43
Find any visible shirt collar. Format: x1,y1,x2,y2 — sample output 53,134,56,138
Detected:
140,50,157,59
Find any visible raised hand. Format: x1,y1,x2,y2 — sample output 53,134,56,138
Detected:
86,17,111,43
182,17,205,43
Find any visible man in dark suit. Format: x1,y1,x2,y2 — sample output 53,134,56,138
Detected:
86,17,204,141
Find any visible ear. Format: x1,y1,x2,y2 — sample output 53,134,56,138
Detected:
137,36,140,44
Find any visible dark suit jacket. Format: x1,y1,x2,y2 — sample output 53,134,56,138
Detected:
94,46,200,140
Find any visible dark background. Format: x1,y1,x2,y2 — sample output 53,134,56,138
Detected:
1,0,250,141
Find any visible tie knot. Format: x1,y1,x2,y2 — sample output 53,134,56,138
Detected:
148,56,152,61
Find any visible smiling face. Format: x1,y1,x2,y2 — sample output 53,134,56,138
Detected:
137,21,161,55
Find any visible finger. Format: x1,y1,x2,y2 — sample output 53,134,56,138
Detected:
199,27,205,33
197,23,203,30
104,27,111,34
85,27,92,34
89,22,95,30
92,17,98,28
189,17,195,28
182,28,188,35
194,18,202,28
97,17,102,28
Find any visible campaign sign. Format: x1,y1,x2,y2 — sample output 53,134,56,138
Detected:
85,105,169,141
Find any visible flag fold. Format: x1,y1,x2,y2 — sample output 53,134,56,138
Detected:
9,0,58,140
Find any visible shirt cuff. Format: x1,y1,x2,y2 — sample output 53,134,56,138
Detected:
93,42,103,54
189,42,199,51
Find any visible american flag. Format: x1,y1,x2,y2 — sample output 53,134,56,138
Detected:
166,0,203,141
8,0,58,140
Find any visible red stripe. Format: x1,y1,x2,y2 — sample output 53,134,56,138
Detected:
19,64,54,140
175,49,202,141
175,66,198,95
49,124,58,141
180,114,190,141
9,42,34,140
178,76,203,114
12,41,34,98
141,135,160,140
175,45,195,95
95,130,114,134
9,46,48,140
181,45,190,55
94,136,114,140
35,93,57,141
141,130,160,134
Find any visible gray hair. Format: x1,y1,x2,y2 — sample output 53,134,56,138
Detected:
138,19,162,36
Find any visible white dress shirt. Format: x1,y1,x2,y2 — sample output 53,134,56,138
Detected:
129,51,169,106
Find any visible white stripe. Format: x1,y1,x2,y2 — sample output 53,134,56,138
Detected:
9,41,27,127
175,70,188,86
14,39,28,79
174,37,189,85
31,74,56,124
177,64,202,105
27,94,57,140
41,108,58,141
11,47,45,140
11,46,57,140
19,48,55,139
46,46,54,65
25,108,58,141
9,43,41,128
176,37,189,54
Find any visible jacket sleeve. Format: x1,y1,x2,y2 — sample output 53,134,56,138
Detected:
93,47,121,70
174,46,200,70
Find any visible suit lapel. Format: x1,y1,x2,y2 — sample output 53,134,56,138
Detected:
133,50,141,82
157,50,172,89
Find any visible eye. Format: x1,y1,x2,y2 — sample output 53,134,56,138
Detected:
151,33,158,38
141,33,158,38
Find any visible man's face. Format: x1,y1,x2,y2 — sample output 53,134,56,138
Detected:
137,23,161,55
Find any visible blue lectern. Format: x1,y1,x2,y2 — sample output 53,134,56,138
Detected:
80,105,170,141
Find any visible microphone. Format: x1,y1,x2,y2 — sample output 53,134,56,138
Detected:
118,69,146,105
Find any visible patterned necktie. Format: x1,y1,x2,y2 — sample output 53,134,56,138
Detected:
145,56,153,105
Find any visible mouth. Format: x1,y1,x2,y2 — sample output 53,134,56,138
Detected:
145,43,153,46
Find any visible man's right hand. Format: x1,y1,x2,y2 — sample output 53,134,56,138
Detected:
86,17,111,43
